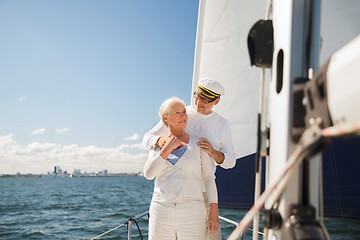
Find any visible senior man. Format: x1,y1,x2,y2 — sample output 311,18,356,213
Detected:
143,78,236,240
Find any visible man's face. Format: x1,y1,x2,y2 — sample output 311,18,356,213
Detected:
193,93,220,115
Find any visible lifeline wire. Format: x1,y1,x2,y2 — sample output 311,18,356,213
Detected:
227,120,360,240
90,223,127,240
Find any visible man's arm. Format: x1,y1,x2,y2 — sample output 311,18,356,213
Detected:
197,138,225,164
218,121,236,169
198,121,236,169
142,120,169,150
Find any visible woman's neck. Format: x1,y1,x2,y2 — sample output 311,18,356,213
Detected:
169,128,189,143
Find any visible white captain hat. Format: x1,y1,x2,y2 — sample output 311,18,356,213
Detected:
195,78,225,101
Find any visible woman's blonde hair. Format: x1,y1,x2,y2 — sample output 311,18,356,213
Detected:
159,97,185,127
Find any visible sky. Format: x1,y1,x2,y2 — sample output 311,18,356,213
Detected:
0,0,199,174
0,0,359,175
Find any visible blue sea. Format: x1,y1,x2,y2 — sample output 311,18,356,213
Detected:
1,176,359,240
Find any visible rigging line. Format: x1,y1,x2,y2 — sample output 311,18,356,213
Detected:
318,149,325,221
219,216,264,236
227,141,310,240
90,222,127,240
322,121,360,138
322,121,360,217
227,121,360,240
265,0,273,20
203,0,231,43
328,141,343,217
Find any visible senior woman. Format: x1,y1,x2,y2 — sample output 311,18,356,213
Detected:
143,97,219,240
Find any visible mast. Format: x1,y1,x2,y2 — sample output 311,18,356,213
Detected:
265,0,328,239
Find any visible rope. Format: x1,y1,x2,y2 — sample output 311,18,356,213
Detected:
322,121,360,137
90,223,127,240
227,146,306,240
227,121,360,240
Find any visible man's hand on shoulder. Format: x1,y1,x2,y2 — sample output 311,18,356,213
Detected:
197,137,225,164
156,136,167,148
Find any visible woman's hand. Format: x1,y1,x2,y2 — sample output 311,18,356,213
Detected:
159,136,182,160
208,203,219,236
163,136,182,150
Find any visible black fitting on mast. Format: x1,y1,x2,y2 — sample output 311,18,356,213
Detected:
291,59,334,143
282,205,329,240
262,209,283,230
247,19,274,68
291,77,309,143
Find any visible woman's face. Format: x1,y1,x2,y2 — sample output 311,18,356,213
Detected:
164,102,187,129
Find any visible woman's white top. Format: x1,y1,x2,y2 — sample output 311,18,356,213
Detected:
143,135,218,204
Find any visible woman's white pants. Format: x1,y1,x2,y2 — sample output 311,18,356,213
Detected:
148,200,207,240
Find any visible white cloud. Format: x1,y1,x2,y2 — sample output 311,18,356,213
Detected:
31,128,46,135
124,133,140,141
18,96,26,102
0,134,148,174
55,128,71,134
0,134,16,148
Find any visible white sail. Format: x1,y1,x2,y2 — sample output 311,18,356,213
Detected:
191,0,267,159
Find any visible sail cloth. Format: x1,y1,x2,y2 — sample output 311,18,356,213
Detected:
191,0,267,159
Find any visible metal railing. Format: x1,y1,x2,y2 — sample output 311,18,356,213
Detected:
90,211,149,240
91,211,264,240
219,215,264,240
219,215,243,240
127,211,149,240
